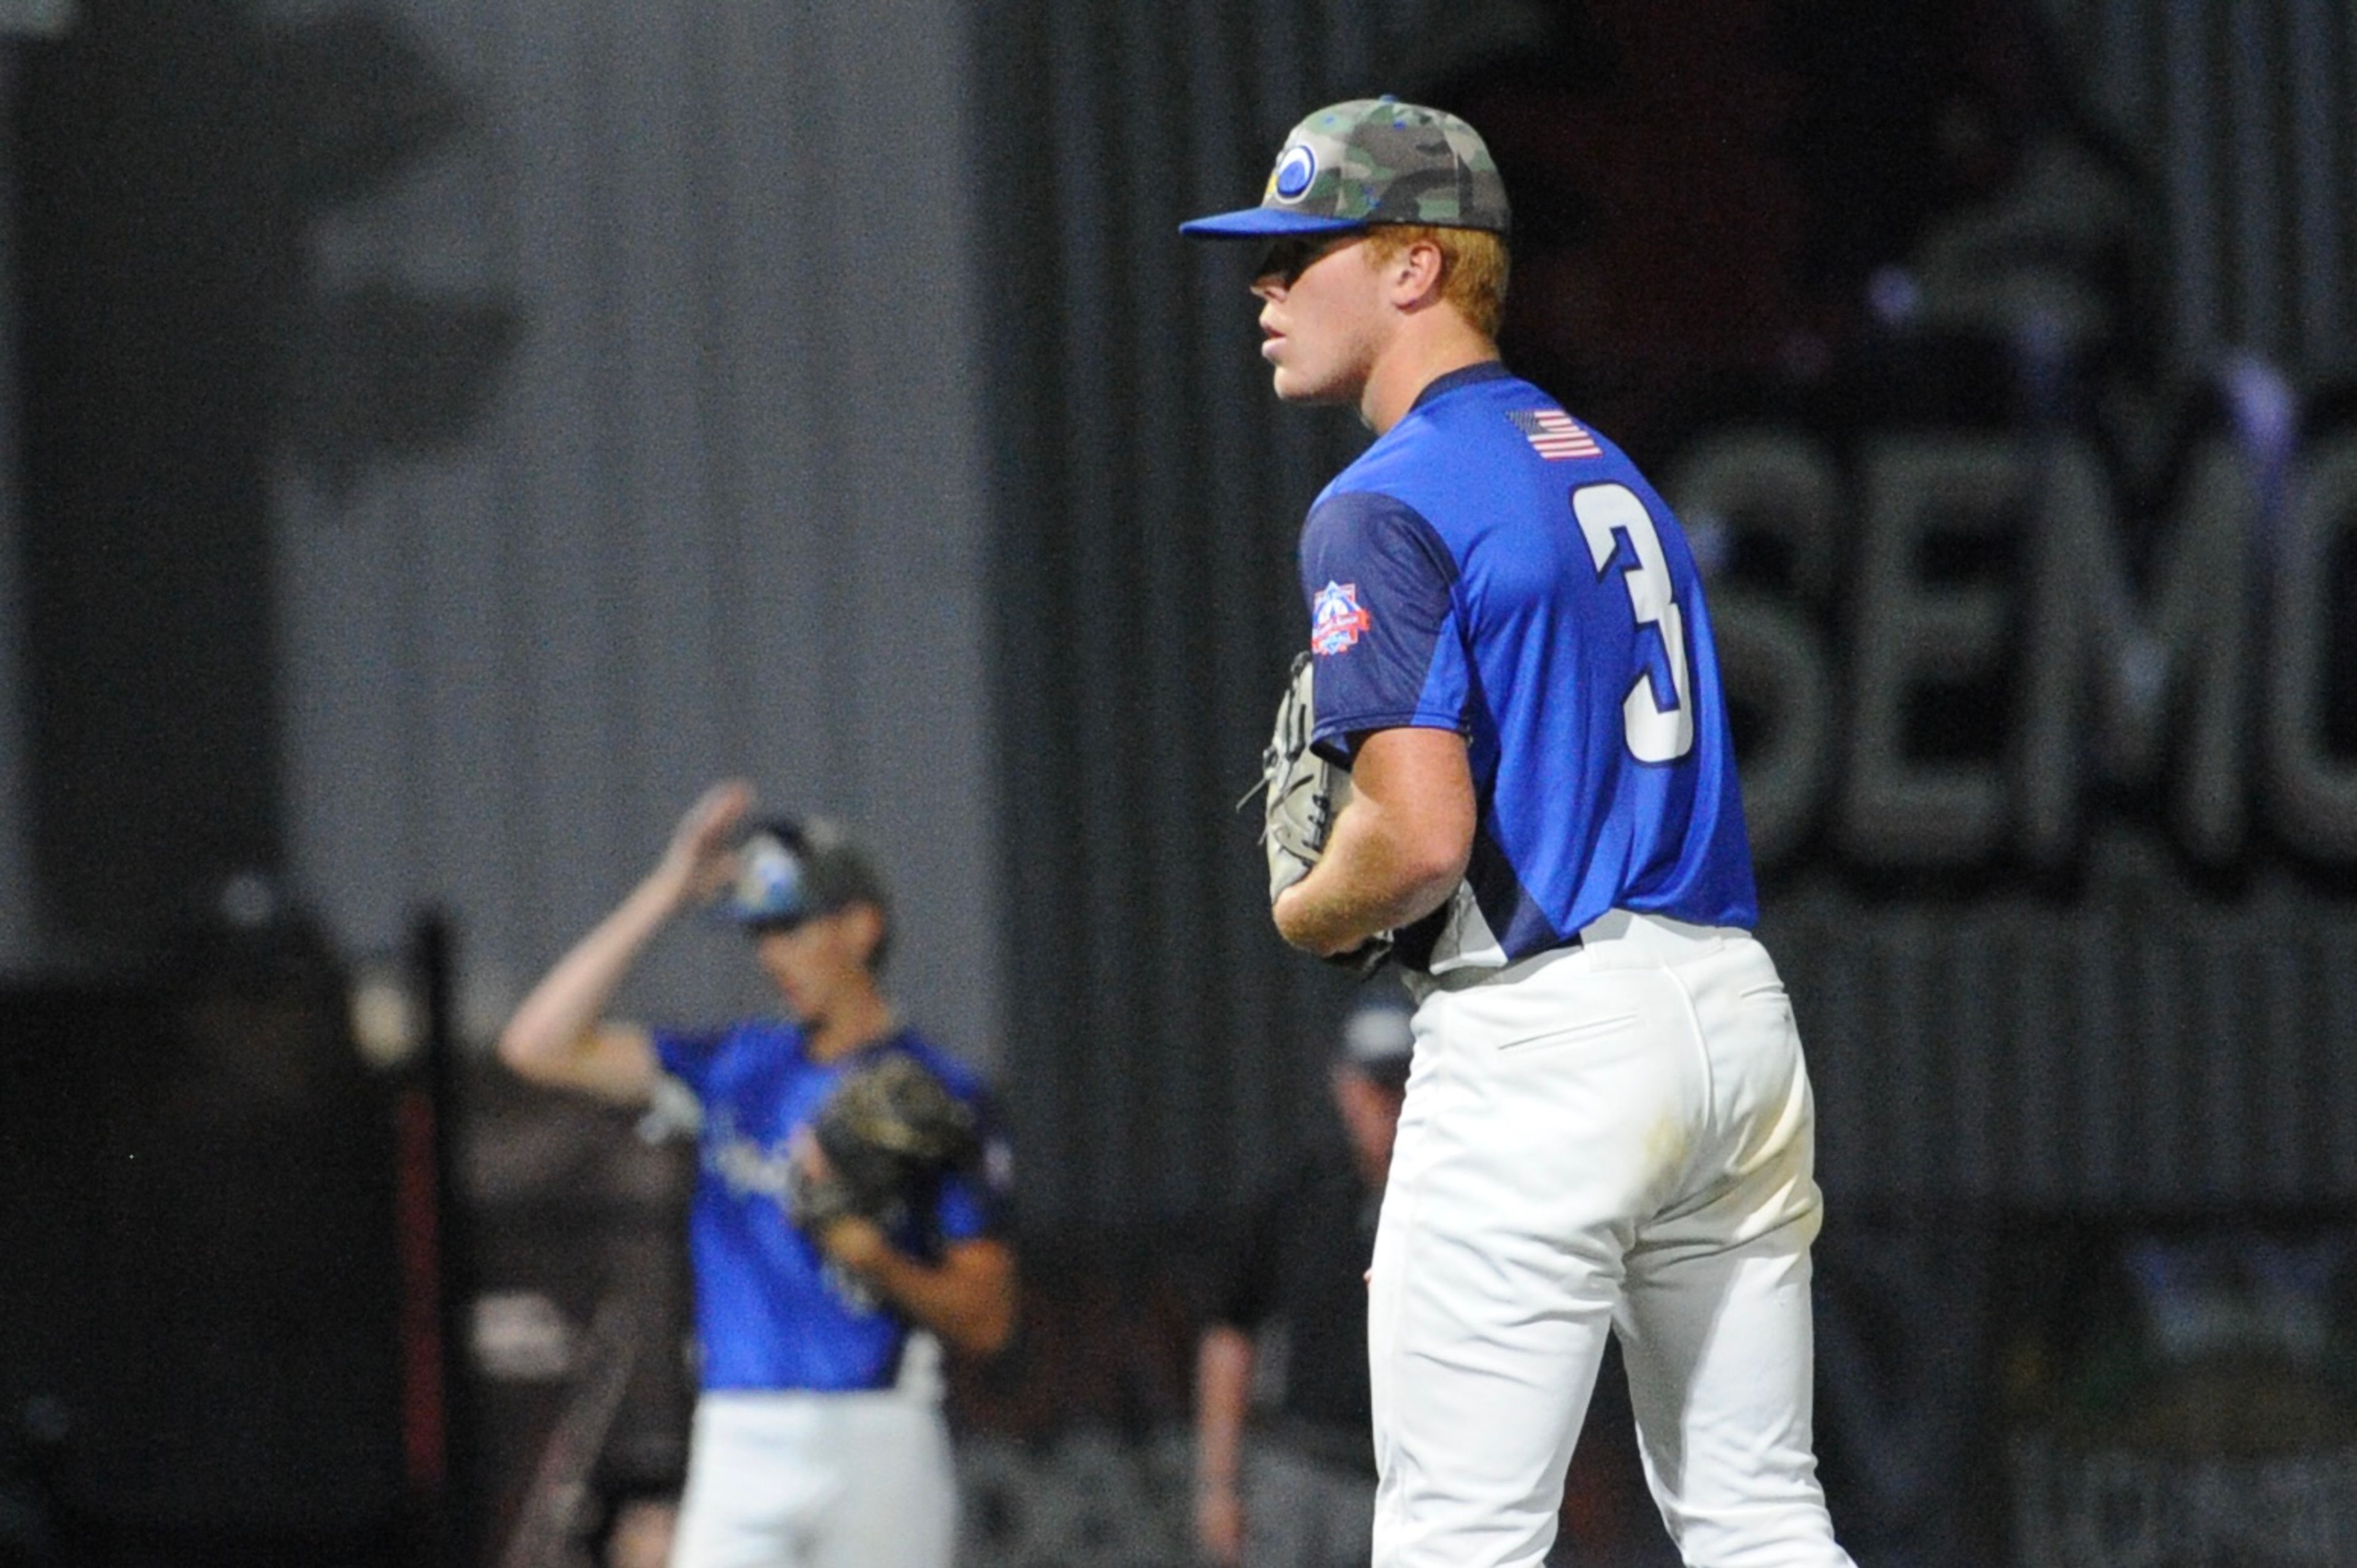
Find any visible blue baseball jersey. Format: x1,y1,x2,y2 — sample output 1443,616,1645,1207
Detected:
652,1022,1009,1392
1300,361,1757,973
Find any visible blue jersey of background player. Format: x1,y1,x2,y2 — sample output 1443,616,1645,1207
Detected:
654,1018,1005,1392
1299,361,1757,975
498,780,1015,1568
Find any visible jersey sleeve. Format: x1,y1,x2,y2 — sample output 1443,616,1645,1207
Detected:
651,1026,727,1100
932,1087,1013,1243
1298,490,1468,759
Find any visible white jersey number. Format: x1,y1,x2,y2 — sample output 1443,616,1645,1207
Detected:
1573,483,1695,763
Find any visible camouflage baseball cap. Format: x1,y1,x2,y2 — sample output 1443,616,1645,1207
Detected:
1180,96,1509,239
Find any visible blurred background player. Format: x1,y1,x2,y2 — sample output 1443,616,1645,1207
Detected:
497,779,1016,1568
1194,998,1412,1568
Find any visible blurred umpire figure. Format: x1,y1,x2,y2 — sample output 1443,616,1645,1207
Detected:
1194,999,1414,1567
497,780,1016,1568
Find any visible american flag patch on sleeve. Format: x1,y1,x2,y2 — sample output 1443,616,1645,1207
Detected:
1507,407,1602,460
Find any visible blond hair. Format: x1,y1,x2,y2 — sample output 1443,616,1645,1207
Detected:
1363,224,1511,339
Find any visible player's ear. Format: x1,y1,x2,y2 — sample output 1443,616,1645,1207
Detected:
840,902,888,970
1386,239,1446,311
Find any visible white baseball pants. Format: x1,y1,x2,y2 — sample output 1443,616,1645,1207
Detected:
1371,912,1854,1568
668,1383,957,1568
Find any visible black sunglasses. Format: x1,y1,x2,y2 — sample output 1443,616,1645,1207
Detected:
1253,231,1365,286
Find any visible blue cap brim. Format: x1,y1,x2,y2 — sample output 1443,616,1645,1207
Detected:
1179,207,1368,239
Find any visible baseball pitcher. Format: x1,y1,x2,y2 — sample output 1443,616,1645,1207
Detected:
1188,100,1856,1568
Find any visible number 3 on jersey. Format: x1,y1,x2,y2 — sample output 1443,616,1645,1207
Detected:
1573,483,1694,763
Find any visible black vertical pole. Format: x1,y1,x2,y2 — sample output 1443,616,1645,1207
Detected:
395,908,479,1568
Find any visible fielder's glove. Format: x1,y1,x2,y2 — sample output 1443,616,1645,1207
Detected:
1247,652,1393,974
787,1052,981,1237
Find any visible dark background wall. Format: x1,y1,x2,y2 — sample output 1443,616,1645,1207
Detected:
982,0,2357,1222
973,6,2357,1554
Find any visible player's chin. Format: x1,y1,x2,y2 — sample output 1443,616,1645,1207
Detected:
1269,363,1340,404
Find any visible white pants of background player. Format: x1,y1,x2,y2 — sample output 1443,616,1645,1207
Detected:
668,1348,957,1568
1372,911,1854,1568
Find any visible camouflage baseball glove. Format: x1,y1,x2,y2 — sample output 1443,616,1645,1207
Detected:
1248,651,1392,973
787,1052,981,1236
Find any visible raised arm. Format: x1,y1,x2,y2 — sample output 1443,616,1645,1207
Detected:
497,779,754,1105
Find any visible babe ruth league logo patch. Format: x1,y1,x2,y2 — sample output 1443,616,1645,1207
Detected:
1310,580,1372,654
